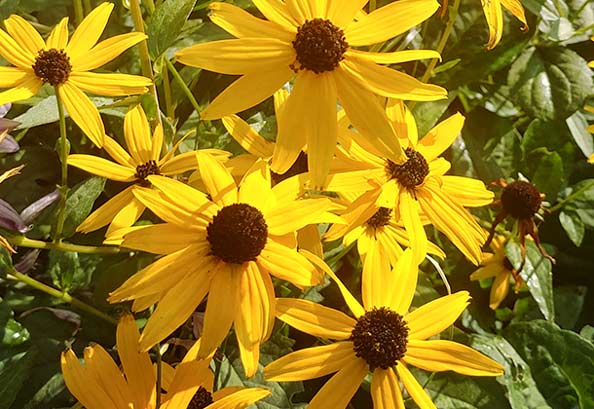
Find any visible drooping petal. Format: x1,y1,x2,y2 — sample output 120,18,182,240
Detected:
222,114,275,158
4,15,45,56
46,17,69,49
69,71,151,97
416,113,464,161
482,0,504,49
404,339,504,376
197,151,238,206
58,81,105,147
66,2,114,60
308,357,368,409
406,291,470,340
264,342,357,381
258,240,322,287
276,298,356,340
70,32,147,71
371,368,405,409
67,154,135,181
396,363,436,409
501,0,528,30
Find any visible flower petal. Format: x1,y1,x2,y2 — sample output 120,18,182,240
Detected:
346,49,441,65
209,2,294,40
404,339,504,376
197,151,238,206
67,154,135,181
417,112,464,161
251,0,299,30
69,71,151,97
0,66,29,88
0,27,35,68
388,249,417,315
222,114,275,158
396,363,436,409
102,135,135,167
284,0,313,23
145,175,216,219
482,0,504,49
66,2,114,59
58,81,105,147
238,159,274,213
46,17,69,49
159,151,201,175
0,75,42,106
266,198,331,235
405,291,470,340
71,32,147,71
122,104,152,164
82,345,134,407
489,270,510,310
276,298,356,340
441,176,494,207
258,240,322,287
119,220,201,254
371,368,405,409
76,186,135,233
399,190,427,264
501,0,528,29
361,237,391,310
4,15,44,56
208,388,271,409
308,357,368,409
327,0,369,28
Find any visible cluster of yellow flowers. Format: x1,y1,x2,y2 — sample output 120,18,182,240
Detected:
0,1,541,408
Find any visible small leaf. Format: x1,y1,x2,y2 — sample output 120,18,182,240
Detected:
0,350,36,408
508,46,593,121
505,239,554,321
566,111,594,160
59,177,105,238
0,299,30,346
559,210,585,246
147,0,198,59
48,251,100,292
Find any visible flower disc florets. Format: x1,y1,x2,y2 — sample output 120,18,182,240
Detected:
135,160,160,186
501,181,542,219
271,151,309,185
32,49,72,86
366,207,392,229
207,203,268,264
187,386,214,409
386,148,429,190
292,18,348,73
350,307,409,371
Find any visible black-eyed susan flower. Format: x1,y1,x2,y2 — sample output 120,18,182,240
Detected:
264,250,504,409
326,100,493,264
481,0,528,49
61,314,270,409
108,154,334,377
0,3,151,147
67,104,229,239
176,0,447,186
471,235,524,310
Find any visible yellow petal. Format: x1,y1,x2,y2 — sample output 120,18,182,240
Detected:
344,0,439,46
327,0,369,28
266,198,331,235
139,264,213,351
209,2,294,41
222,114,274,158
200,67,294,120
0,75,42,106
346,49,441,65
385,98,418,146
58,81,105,147
417,113,464,161
71,32,147,72
46,17,69,49
69,71,151,97
404,339,504,376
197,151,238,206
388,249,417,314
406,291,470,340
258,240,322,287
238,159,274,213
251,0,299,31
341,56,447,101
284,0,313,23
264,342,357,381
470,263,505,281
102,135,135,167
361,237,391,310
67,154,135,181
441,176,494,207
123,104,152,164
76,186,136,233
4,15,44,56
399,190,428,264
483,0,504,49
119,220,201,254
66,2,114,60
0,66,29,87
151,123,163,161
160,361,210,409
0,27,35,68
490,270,510,310
396,363,436,409
276,298,356,340
159,151,201,175
371,368,405,409
208,388,271,409
83,345,133,408
145,175,216,219
308,357,368,409
105,195,145,237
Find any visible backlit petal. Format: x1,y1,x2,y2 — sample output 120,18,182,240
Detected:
76,186,136,233
441,176,494,207
416,113,464,161
346,49,441,65
483,0,504,49
197,151,238,206
208,388,271,409
399,190,427,264
266,198,331,235
222,114,274,158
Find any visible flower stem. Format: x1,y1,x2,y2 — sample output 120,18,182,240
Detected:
82,0,92,15
8,235,121,254
549,180,594,213
8,268,117,325
161,56,175,118
73,0,84,24
165,58,201,116
54,88,69,243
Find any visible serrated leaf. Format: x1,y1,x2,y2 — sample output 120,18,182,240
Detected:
147,0,198,59
0,350,36,408
508,46,593,121
559,210,585,246
505,239,554,321
504,320,594,409
59,177,105,238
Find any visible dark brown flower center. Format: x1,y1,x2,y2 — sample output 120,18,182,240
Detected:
366,207,392,229
291,18,348,73
271,151,309,185
386,148,429,190
501,181,542,219
32,48,72,86
206,203,268,264
350,307,409,370
135,160,160,186
186,386,214,409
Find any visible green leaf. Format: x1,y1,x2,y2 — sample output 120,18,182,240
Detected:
522,0,594,43
147,0,198,59
504,320,594,409
0,247,13,277
559,210,585,246
0,0,20,20
508,46,593,121
411,93,457,137
0,299,30,347
59,177,105,238
48,251,100,292
0,350,36,408
566,111,594,160
505,239,555,321
530,151,565,200
554,286,587,329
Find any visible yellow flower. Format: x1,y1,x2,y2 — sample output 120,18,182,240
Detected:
176,0,447,186
67,104,229,239
0,3,152,147
264,250,504,409
61,314,270,409
470,235,522,310
326,100,493,264
108,154,334,377
481,0,528,49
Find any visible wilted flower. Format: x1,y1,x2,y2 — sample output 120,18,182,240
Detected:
0,103,19,153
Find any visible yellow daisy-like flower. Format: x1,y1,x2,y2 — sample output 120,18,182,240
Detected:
0,3,152,147
481,0,528,49
176,0,447,186
108,153,334,377
326,100,493,264
67,104,229,238
61,315,270,409
264,250,504,409
470,235,523,310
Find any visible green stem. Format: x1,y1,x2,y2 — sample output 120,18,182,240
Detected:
161,56,175,118
54,88,69,243
550,180,594,213
165,58,201,115
144,0,156,14
8,269,117,325
73,0,84,24
82,0,92,15
8,235,121,254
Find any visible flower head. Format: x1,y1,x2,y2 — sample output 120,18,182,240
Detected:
0,3,152,146
263,250,504,409
176,0,447,186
